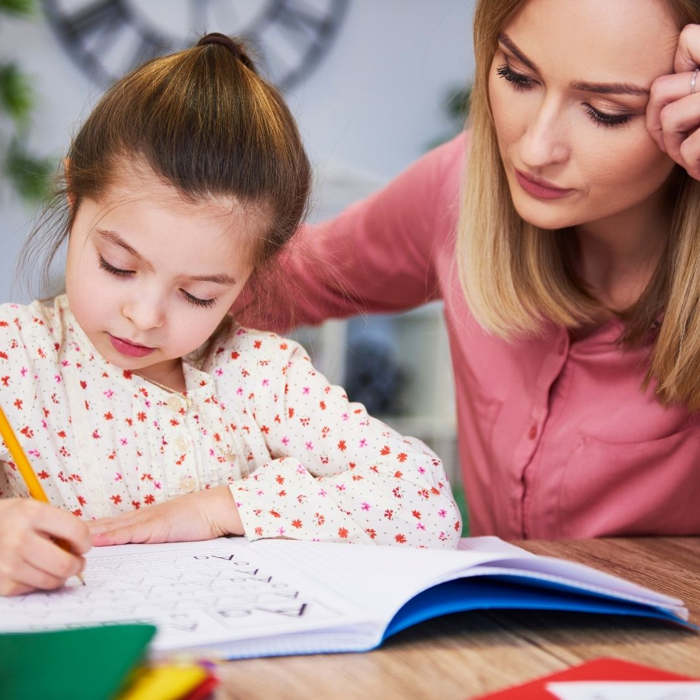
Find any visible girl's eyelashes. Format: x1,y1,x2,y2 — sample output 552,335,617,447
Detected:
496,63,633,128
99,255,134,277
181,290,216,308
496,63,534,90
99,254,216,309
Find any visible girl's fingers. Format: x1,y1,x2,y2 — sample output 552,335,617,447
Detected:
26,500,92,555
21,531,85,584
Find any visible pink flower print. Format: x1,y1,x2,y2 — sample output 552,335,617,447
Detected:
305,441,314,450
20,367,27,376
302,386,310,394
282,436,290,446
120,438,128,445
341,412,349,421
359,438,367,447
417,523,426,530
335,483,346,491
114,473,123,481
277,527,286,536
154,481,162,489
418,466,426,474
361,502,371,511
61,360,69,366
438,509,447,518
215,368,223,376
236,388,243,395
262,378,269,386
54,374,61,383
104,390,114,398
318,488,327,497
296,465,305,474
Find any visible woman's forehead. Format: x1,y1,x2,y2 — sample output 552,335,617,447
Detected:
503,0,679,84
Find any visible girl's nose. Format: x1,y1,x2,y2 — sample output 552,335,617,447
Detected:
121,291,166,331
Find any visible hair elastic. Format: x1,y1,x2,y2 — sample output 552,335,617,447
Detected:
197,32,254,71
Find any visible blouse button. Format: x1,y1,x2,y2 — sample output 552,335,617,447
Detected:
528,424,538,440
179,475,196,493
175,436,188,452
167,395,184,412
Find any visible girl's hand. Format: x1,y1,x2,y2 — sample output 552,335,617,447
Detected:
0,498,90,596
647,24,700,180
88,485,243,546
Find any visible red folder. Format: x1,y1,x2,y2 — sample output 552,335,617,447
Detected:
474,658,695,699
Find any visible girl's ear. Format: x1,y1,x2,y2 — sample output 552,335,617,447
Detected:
63,157,76,210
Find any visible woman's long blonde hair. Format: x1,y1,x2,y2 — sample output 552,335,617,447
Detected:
458,0,700,410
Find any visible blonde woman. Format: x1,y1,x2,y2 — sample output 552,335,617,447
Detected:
238,0,700,538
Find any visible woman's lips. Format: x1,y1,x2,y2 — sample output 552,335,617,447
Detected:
109,334,155,358
515,169,574,200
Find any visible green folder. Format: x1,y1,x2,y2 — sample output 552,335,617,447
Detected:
0,623,156,700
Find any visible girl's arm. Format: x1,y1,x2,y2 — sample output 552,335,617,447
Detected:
232,338,462,549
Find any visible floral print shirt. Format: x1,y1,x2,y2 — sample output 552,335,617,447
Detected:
0,295,460,548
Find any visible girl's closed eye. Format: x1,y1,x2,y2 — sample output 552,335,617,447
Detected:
99,254,134,277
181,290,216,308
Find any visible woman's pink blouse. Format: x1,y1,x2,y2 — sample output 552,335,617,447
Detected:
242,131,700,538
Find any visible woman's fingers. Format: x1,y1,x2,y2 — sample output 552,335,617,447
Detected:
646,24,700,179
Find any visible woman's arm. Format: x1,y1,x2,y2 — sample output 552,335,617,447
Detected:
235,133,467,332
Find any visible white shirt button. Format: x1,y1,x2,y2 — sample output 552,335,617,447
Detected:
175,436,188,452
167,395,184,412
179,475,196,493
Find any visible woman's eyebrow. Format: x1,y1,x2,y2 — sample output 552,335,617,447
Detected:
497,32,649,96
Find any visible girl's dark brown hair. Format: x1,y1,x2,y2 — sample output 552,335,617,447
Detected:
20,33,310,291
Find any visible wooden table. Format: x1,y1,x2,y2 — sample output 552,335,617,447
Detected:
213,538,700,699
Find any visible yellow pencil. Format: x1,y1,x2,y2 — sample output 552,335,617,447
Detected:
0,404,86,585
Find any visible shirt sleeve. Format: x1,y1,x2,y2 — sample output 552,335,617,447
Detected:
230,336,462,549
233,132,467,332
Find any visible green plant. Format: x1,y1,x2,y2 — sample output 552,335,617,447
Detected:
0,0,54,202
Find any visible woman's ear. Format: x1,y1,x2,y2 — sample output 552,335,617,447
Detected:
63,157,76,210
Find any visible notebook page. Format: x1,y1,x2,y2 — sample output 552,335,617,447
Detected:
0,538,371,652
252,537,534,621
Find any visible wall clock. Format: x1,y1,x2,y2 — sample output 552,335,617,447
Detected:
41,0,349,90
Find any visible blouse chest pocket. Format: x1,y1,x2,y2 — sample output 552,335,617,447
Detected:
558,423,700,537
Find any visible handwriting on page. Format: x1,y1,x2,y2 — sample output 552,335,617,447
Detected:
0,545,342,647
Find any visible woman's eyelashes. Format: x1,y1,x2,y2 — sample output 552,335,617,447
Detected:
98,254,217,308
496,63,633,128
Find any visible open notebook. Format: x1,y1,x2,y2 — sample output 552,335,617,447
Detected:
0,537,691,659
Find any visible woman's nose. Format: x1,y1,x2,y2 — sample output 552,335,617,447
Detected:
518,99,570,169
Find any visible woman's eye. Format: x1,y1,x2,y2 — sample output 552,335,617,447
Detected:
496,63,534,90
584,104,632,128
99,255,134,277
182,290,216,308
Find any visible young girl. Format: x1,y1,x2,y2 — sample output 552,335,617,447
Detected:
235,0,700,539
0,34,460,596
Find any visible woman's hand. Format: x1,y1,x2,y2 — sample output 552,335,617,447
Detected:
648,24,700,180
0,498,90,596
88,485,243,546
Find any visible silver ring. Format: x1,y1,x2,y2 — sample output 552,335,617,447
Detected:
691,67,699,95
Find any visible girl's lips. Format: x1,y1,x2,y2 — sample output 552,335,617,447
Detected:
515,169,574,200
109,334,154,358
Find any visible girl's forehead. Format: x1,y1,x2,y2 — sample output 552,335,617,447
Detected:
504,0,679,82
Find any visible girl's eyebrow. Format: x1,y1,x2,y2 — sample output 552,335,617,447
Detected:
96,229,237,285
497,32,649,96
